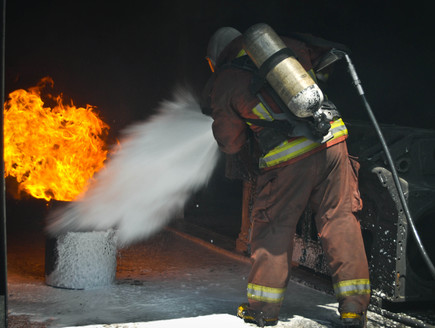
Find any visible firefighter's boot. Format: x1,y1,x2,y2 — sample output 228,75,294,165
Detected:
341,311,367,327
237,303,278,327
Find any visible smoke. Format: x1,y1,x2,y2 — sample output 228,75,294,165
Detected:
46,89,220,246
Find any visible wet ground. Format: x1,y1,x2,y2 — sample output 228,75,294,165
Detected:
4,198,430,328
6,220,335,327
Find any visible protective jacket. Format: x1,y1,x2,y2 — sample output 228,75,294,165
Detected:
205,35,347,171
205,33,371,319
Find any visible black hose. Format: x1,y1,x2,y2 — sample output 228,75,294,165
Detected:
368,304,433,328
341,52,435,280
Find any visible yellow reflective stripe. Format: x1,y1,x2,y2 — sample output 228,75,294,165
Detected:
330,118,348,138
259,119,348,168
247,283,286,303
333,279,371,298
237,49,247,58
252,102,273,121
341,313,362,319
260,137,318,168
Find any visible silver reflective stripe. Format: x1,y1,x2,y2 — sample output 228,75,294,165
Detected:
260,138,318,167
333,279,371,298
252,103,273,121
247,283,286,303
259,119,348,168
330,121,347,135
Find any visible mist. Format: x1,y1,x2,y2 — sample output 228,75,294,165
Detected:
46,89,220,246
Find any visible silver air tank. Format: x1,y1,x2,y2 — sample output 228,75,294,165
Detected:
243,23,323,118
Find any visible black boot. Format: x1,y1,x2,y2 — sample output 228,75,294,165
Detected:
237,303,278,327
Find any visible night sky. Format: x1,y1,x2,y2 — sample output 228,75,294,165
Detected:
4,0,435,138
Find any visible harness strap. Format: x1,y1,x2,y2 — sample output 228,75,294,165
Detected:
257,47,296,79
244,117,293,132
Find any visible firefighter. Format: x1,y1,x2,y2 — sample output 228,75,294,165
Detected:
202,25,371,327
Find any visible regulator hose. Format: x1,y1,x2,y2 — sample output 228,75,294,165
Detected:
338,51,435,280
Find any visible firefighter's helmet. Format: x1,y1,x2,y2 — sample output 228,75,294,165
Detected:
206,27,241,72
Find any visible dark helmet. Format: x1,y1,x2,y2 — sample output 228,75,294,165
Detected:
206,27,241,71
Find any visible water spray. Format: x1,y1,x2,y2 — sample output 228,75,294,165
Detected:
46,90,220,246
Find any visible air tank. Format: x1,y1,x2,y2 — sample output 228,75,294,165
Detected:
243,23,323,118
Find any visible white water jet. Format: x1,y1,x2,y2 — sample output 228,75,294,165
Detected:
46,89,220,246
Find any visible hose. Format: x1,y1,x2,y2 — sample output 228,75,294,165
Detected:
339,51,435,280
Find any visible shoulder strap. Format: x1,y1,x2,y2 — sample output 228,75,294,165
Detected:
225,55,257,72
244,117,292,131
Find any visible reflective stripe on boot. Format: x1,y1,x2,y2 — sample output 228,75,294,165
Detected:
341,311,367,328
237,303,278,327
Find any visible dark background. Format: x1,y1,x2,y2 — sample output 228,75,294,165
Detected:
3,0,435,238
4,0,435,137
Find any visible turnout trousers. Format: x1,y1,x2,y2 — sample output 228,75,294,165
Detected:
247,141,370,318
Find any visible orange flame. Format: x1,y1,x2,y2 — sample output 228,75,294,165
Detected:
4,77,109,202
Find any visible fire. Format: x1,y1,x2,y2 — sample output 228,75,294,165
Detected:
4,77,109,202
